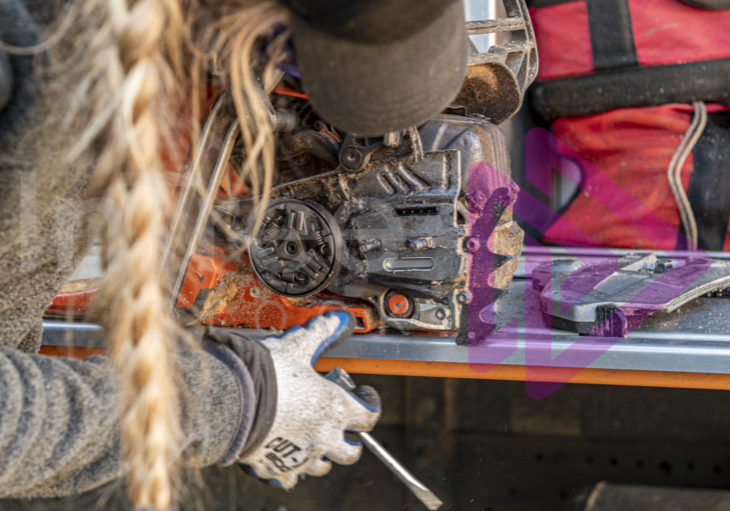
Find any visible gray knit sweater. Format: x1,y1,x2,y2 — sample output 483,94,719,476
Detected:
0,0,251,499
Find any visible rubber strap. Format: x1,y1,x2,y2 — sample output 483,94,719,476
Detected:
680,0,730,10
531,57,730,117
586,0,638,71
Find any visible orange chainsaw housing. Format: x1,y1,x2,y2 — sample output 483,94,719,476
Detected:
47,250,382,333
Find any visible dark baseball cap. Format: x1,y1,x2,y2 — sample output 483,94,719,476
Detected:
283,0,468,136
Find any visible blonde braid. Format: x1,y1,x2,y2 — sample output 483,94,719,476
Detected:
57,0,289,507
76,0,186,509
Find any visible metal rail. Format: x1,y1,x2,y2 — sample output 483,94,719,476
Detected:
43,244,730,387
41,277,730,378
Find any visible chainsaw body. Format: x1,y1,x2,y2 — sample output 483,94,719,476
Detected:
218,114,522,332
48,0,536,336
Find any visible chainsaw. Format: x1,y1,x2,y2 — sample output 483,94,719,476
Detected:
48,0,537,342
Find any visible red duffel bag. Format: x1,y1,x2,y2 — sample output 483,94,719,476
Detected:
527,0,730,251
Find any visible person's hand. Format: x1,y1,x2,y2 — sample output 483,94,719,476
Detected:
209,311,381,489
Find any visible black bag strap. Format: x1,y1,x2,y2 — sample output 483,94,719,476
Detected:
586,0,638,70
680,0,730,10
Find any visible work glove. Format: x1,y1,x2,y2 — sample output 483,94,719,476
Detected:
206,311,381,489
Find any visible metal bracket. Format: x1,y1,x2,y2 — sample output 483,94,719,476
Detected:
533,253,730,336
455,0,538,124
339,134,384,172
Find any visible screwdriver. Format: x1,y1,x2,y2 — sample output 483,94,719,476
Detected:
324,367,444,510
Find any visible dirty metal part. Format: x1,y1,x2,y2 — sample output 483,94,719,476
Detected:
467,18,526,34
249,198,343,297
378,286,469,332
383,131,402,148
194,264,248,322
385,290,415,318
407,126,424,162
455,170,524,345
435,307,450,320
273,109,298,132
254,74,296,129
262,217,282,241
324,367,444,511
277,127,341,173
241,144,467,304
406,237,433,252
338,134,384,172
533,253,730,336
358,239,382,254
222,114,523,333
455,0,538,124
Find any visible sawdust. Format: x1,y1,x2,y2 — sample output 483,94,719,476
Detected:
59,278,99,293
198,262,248,321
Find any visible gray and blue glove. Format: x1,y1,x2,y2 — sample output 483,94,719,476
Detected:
206,311,381,489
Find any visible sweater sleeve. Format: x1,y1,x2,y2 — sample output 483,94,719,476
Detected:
0,343,254,499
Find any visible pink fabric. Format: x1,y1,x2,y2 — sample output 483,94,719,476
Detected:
530,2,593,81
630,0,730,66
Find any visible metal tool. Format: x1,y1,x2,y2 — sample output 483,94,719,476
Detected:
532,252,730,336
324,367,443,510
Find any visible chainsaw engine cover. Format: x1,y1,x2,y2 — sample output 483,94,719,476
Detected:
226,114,523,331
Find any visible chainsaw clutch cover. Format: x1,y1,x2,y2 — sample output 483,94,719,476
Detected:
250,198,343,297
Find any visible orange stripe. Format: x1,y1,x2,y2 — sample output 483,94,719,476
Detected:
271,84,309,99
38,346,730,391
314,358,730,391
39,345,105,359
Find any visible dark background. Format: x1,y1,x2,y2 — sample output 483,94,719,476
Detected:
3,374,730,511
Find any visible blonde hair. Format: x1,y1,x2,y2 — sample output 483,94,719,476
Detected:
195,1,289,241
42,0,289,508
76,0,186,508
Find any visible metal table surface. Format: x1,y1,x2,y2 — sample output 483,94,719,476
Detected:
41,247,730,389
